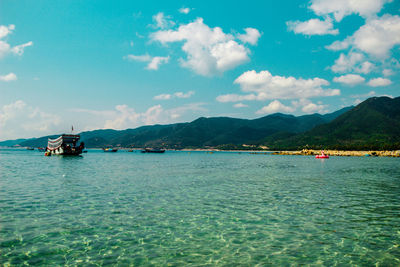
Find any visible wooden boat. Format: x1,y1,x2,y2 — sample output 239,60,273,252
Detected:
103,148,118,152
45,134,84,156
141,148,165,153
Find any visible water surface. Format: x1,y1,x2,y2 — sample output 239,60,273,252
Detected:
1,149,399,265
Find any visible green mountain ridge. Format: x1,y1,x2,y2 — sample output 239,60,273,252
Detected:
3,106,352,149
265,96,400,150
4,97,399,150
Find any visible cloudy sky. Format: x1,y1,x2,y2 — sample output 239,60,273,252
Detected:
0,0,399,140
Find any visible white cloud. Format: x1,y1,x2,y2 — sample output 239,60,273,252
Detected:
151,18,257,76
179,7,191,14
310,0,392,22
0,24,15,39
0,100,61,140
326,39,351,51
217,70,340,102
233,103,248,108
256,100,295,115
382,69,394,76
174,91,195,98
154,94,172,100
124,54,169,70
327,15,400,59
152,12,175,29
0,72,17,82
292,99,329,114
147,56,170,70
333,74,365,85
154,91,195,100
287,18,338,35
353,98,363,105
216,94,258,103
367,77,392,87
356,61,375,74
124,54,151,62
0,24,33,59
237,28,261,45
72,103,207,130
330,52,364,73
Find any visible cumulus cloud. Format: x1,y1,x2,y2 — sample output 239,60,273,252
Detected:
292,99,329,113
151,18,258,76
152,12,175,29
330,52,365,73
0,72,17,82
0,24,33,59
217,70,339,102
256,100,295,115
255,99,328,115
310,0,392,22
154,91,195,100
0,100,61,140
233,103,248,108
333,74,365,85
124,54,169,70
179,7,191,14
147,56,170,70
367,77,392,87
72,103,207,131
237,28,261,45
154,94,172,100
327,15,400,59
356,61,375,74
287,18,338,35
382,69,394,76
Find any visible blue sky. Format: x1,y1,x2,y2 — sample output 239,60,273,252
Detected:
0,0,399,140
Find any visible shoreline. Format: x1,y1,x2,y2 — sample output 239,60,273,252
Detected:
272,149,400,157
3,147,400,157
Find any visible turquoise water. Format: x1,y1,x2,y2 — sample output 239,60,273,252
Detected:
1,149,400,266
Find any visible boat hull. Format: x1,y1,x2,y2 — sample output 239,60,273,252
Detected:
46,134,84,156
315,155,329,158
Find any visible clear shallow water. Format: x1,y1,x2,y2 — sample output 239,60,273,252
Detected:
1,149,400,266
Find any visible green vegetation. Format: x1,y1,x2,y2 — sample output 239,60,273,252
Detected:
3,97,399,151
265,96,400,150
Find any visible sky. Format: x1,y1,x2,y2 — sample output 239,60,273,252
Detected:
0,0,399,140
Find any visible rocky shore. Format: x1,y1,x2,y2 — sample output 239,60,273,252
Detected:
273,149,400,157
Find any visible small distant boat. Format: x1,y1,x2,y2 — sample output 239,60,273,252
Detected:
103,148,118,152
26,147,34,150
141,148,165,153
315,151,329,159
38,147,46,152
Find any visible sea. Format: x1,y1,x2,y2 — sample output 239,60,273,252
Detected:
1,148,399,266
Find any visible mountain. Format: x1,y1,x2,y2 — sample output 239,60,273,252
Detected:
10,107,351,149
0,138,32,147
266,96,400,150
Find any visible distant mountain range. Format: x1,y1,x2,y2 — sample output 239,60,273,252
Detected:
2,96,399,150
264,96,400,150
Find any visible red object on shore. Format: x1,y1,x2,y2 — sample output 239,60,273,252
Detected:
315,151,329,158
